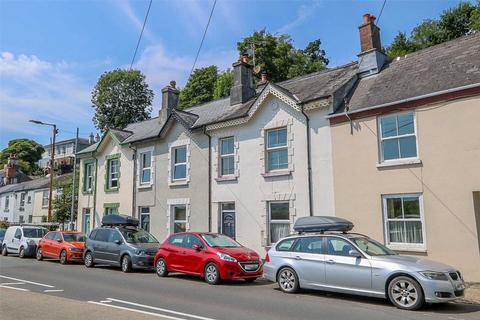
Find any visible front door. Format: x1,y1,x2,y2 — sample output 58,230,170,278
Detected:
324,236,372,292
166,234,186,270
11,228,22,252
83,210,91,235
221,204,235,239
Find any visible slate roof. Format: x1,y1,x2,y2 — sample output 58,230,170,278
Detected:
123,117,164,144
76,142,99,155
0,173,72,195
340,32,480,113
0,169,32,187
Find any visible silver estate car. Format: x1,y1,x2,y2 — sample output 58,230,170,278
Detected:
263,218,465,310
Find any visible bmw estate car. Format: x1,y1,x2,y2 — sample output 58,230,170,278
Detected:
263,216,465,310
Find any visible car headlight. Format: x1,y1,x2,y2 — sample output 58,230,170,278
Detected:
69,248,83,252
216,252,237,262
136,250,146,256
27,239,35,245
420,271,448,281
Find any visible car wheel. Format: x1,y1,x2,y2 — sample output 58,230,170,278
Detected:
84,251,94,268
204,263,221,285
19,246,26,258
60,250,68,264
244,278,257,283
1,245,8,256
156,258,168,277
277,267,299,293
36,248,43,261
388,276,424,310
121,255,132,273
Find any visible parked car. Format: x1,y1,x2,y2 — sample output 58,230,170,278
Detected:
83,214,159,272
1,225,48,258
0,228,6,246
154,232,263,285
263,216,465,311
36,231,86,264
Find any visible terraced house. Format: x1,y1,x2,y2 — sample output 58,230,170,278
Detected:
76,15,480,280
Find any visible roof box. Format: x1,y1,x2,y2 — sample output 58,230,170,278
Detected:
101,214,139,227
293,216,354,233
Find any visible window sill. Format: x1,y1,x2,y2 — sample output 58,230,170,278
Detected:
387,244,426,253
137,184,153,189
215,176,237,182
82,190,93,195
105,188,119,193
376,159,422,168
169,180,189,187
262,170,292,178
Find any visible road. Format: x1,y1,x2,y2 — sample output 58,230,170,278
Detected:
1,255,479,320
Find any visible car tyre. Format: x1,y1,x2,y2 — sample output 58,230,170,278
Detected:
244,278,257,283
84,251,94,268
121,255,132,273
277,267,299,293
19,246,26,258
1,245,8,256
156,258,168,277
60,250,68,264
36,248,43,261
388,276,424,310
204,262,221,285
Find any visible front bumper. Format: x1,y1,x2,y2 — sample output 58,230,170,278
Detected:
420,275,465,303
25,244,37,257
67,251,84,261
218,260,263,280
132,254,155,270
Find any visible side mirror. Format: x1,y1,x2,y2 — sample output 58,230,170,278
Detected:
15,235,21,240
57,239,62,243
349,249,361,258
114,239,122,245
192,244,202,251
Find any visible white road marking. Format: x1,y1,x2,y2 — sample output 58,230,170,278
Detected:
100,300,112,303
0,282,25,285
107,298,218,320
88,301,191,320
0,285,30,292
0,275,55,288
43,289,64,293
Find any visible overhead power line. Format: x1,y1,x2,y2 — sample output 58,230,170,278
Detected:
130,0,153,69
376,0,387,25
188,0,217,79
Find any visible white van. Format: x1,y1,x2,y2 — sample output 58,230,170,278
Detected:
1,226,48,258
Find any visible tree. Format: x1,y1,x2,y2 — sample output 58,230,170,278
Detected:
178,66,218,109
91,69,154,131
213,69,234,99
0,139,44,175
385,32,419,59
439,1,477,40
237,29,328,83
52,177,77,227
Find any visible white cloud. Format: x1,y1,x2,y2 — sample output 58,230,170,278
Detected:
277,1,322,34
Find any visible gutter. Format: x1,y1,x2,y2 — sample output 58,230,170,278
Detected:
92,157,98,228
326,83,480,119
203,126,212,232
129,144,137,219
300,105,314,217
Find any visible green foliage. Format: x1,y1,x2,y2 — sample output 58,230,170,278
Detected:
386,1,479,59
91,69,154,131
0,220,9,229
0,139,44,175
52,177,76,224
237,29,328,83
178,66,218,109
213,69,234,99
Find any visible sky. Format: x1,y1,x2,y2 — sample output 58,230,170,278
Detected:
0,0,470,149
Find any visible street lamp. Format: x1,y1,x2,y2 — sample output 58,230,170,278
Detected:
29,120,57,223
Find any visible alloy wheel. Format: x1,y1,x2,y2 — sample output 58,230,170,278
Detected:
279,269,296,292
60,250,67,264
205,264,220,284
390,279,418,308
36,248,43,260
156,259,166,276
84,252,93,267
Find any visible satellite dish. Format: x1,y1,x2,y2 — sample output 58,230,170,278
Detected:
253,65,262,74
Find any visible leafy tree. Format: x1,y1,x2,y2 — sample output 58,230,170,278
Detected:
439,1,477,40
178,66,218,109
52,175,78,227
237,29,328,83
411,20,443,48
472,4,480,30
0,139,44,175
385,32,419,59
213,69,234,99
91,69,154,131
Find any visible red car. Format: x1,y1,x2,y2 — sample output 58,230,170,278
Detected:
154,232,263,284
37,231,86,264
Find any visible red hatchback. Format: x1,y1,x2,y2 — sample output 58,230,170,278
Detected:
154,233,263,284
37,231,86,264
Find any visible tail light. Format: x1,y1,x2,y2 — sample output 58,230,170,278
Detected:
265,253,270,263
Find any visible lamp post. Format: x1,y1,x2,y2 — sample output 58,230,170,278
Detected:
30,120,57,223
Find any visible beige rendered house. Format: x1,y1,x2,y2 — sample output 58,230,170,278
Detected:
328,18,480,280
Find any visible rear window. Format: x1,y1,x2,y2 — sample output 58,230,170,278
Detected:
276,238,296,251
168,234,185,247
89,229,97,240
94,229,110,242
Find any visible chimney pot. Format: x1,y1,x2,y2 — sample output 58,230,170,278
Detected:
261,71,268,82
169,80,176,88
241,54,249,64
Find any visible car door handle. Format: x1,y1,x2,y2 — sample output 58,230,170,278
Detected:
326,259,336,264
294,256,302,260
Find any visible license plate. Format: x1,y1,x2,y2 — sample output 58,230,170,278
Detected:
244,264,258,271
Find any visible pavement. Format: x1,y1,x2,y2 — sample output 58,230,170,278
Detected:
1,255,479,320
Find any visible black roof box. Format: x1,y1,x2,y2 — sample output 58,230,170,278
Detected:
101,214,139,227
293,216,354,233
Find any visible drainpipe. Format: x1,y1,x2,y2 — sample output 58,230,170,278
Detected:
301,106,314,217
203,126,212,232
92,156,98,228
130,145,137,219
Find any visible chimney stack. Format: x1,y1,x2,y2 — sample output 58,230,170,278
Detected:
160,80,180,123
95,133,100,142
357,13,387,77
89,132,95,144
230,54,256,106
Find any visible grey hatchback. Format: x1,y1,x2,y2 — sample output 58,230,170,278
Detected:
263,217,465,310
83,215,159,272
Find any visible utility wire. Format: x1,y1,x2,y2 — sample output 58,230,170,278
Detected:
130,0,153,69
376,0,387,25
188,0,217,79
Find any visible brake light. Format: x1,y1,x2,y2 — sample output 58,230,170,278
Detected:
265,253,270,263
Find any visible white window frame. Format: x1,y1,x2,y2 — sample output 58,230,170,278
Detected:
84,162,94,192
108,158,119,189
219,137,235,177
172,146,187,181
139,207,150,232
378,111,419,163
138,148,153,186
166,198,190,233
42,191,48,208
172,205,187,233
4,195,9,211
382,193,426,252
19,192,26,209
268,201,290,244
105,207,118,216
265,127,289,172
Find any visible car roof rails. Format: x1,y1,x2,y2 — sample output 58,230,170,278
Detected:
293,216,354,234
101,214,139,227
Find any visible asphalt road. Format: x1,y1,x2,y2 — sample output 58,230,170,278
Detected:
1,255,479,320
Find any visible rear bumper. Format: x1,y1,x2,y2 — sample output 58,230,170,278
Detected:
263,263,277,282
24,244,37,257
218,261,263,280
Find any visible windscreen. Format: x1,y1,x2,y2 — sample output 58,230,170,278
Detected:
350,237,397,256
201,234,241,248
63,233,86,242
119,228,158,244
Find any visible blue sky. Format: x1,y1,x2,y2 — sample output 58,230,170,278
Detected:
0,0,469,148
